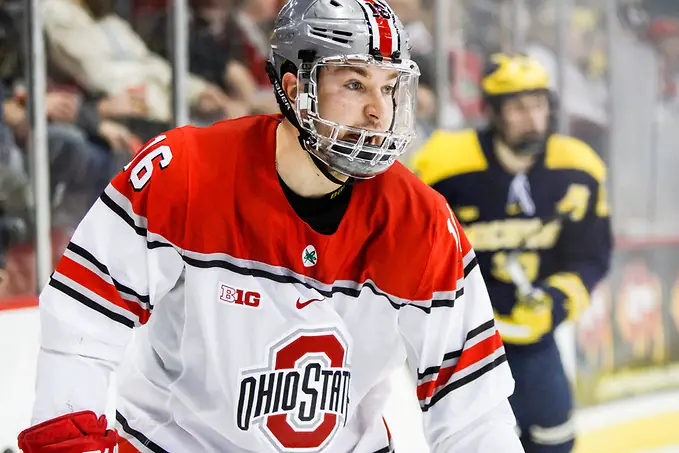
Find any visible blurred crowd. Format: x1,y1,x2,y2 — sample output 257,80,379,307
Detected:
0,0,677,297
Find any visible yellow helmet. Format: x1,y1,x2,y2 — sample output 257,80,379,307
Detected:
481,53,550,98
481,53,556,156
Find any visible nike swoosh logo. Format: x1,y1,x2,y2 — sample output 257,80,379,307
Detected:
296,297,325,309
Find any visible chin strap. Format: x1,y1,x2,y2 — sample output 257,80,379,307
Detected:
266,60,311,143
305,148,355,186
267,59,356,188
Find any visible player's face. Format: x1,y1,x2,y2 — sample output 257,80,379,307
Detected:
499,92,550,147
316,65,397,144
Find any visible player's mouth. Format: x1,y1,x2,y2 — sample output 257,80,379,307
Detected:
344,132,378,145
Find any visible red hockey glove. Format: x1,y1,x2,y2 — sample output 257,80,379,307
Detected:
18,410,118,453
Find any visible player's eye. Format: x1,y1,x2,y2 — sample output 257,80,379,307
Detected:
382,85,396,96
345,81,364,91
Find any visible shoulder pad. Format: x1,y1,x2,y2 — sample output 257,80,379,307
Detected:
545,135,607,183
411,129,488,186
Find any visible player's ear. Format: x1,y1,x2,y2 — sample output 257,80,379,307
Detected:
281,72,298,102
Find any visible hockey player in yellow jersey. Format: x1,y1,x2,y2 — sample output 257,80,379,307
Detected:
412,53,612,453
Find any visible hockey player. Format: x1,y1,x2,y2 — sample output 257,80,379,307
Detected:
17,2,524,453
412,54,612,453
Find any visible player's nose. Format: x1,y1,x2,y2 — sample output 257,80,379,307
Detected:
363,90,388,129
526,106,545,129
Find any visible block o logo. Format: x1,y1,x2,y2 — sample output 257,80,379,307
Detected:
237,329,351,452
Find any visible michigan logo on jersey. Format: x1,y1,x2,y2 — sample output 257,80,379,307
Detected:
237,328,352,452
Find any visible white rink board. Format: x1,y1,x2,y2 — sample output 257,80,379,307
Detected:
0,308,39,452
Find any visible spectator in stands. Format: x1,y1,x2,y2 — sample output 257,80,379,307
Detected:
144,0,278,114
3,90,100,229
230,0,279,85
43,71,141,199
0,0,106,230
0,82,30,297
41,0,248,132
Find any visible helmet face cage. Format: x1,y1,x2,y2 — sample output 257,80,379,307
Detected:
295,55,420,179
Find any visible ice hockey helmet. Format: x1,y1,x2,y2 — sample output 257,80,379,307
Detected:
267,0,421,179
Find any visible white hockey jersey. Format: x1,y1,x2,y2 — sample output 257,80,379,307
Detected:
31,114,521,452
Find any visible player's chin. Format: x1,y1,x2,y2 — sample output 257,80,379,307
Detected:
522,131,547,141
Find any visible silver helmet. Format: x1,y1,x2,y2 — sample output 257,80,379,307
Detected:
267,0,420,179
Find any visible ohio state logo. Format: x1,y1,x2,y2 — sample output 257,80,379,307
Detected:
237,329,351,452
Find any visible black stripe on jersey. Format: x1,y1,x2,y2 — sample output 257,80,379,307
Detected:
100,191,176,253
415,319,496,380
100,191,147,237
48,278,135,328
466,319,495,341
183,255,408,311
184,254,461,314
421,354,508,412
464,256,478,277
116,411,169,453
67,242,110,275
416,348,463,381
67,242,152,308
148,240,177,250
372,447,392,453
184,255,462,313
431,288,463,309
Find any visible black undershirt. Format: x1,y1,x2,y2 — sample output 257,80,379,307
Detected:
278,176,353,235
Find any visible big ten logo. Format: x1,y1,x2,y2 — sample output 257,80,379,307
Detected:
219,283,261,308
577,281,614,372
615,259,665,364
